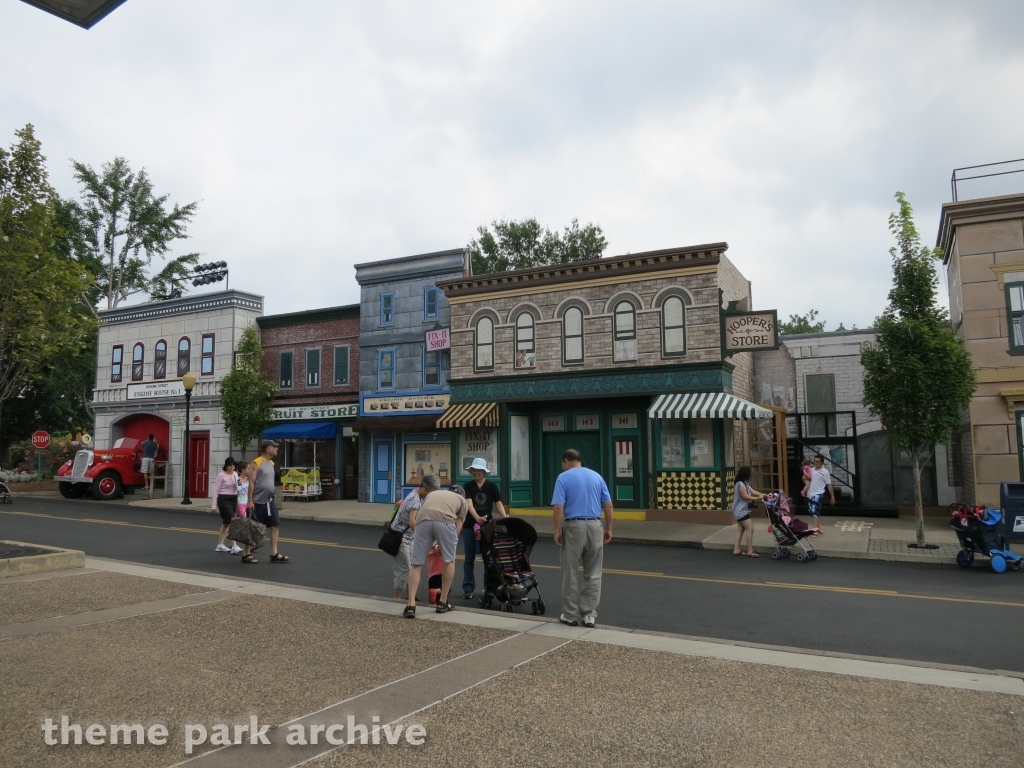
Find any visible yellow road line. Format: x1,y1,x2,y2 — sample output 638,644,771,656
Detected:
5,509,1024,608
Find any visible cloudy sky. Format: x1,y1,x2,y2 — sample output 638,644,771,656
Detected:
3,1,1023,326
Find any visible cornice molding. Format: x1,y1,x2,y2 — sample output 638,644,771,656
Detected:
450,365,732,403
99,291,263,326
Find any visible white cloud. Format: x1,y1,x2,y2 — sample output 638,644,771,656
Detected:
2,0,1023,324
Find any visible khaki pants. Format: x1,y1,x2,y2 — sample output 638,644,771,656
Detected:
560,518,604,622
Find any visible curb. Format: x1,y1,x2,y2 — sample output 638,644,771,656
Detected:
115,500,963,566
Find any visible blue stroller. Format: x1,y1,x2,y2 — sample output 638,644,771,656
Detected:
951,505,1023,573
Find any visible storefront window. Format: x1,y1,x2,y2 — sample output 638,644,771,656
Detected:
660,419,685,468
510,415,530,481
405,443,452,487
689,419,714,468
461,427,498,475
286,439,336,473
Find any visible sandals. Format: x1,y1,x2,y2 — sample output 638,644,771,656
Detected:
241,554,258,564
269,553,290,563
403,605,416,619
435,601,454,614
746,552,759,558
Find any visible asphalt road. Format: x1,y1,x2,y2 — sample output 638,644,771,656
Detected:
4,495,1024,674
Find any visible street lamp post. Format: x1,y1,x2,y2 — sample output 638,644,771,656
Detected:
181,371,197,505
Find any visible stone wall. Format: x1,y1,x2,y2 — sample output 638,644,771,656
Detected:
448,267,724,379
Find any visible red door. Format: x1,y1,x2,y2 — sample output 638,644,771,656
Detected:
188,433,210,498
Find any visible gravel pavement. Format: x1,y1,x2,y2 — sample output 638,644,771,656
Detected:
309,642,1024,768
2,595,512,768
0,570,210,626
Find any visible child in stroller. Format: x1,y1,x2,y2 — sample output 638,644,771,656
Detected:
0,479,12,504
763,490,819,562
950,505,1023,573
478,517,545,615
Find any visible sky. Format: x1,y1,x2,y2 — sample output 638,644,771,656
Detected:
3,0,1023,326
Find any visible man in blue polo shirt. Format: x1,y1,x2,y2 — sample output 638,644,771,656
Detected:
552,448,614,629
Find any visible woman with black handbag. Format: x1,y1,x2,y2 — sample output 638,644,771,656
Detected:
383,474,440,598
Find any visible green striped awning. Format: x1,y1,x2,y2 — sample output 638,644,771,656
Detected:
648,393,773,420
436,403,499,429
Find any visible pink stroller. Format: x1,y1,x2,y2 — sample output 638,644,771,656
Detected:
762,490,819,563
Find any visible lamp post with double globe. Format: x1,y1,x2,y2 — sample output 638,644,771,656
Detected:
181,371,197,505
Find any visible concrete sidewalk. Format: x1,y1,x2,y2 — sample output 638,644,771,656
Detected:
127,496,995,565
3,554,1023,767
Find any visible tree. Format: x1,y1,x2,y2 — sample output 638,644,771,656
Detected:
65,156,200,310
469,217,607,275
219,326,276,459
861,192,975,546
778,310,826,335
0,124,97,452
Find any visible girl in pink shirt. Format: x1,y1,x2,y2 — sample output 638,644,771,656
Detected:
213,457,242,554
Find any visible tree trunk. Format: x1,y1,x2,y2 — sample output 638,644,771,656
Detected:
912,452,925,547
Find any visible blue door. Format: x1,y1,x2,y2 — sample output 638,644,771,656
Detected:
373,439,393,503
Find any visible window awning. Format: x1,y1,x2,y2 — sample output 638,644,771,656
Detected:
648,393,773,420
436,403,499,429
263,421,337,440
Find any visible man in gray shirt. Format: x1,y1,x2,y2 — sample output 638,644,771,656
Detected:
243,440,289,563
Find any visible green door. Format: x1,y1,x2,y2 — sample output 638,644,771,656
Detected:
543,431,602,505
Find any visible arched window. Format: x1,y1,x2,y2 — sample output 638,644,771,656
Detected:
613,301,636,362
662,296,686,355
132,343,145,382
563,307,584,363
475,317,494,371
177,337,191,377
154,340,167,379
515,313,534,368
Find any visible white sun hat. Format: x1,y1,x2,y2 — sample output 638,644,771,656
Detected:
468,457,490,473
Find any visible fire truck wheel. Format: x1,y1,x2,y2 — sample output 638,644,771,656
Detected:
59,483,88,499
91,471,123,501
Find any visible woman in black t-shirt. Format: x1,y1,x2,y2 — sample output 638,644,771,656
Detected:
460,457,507,599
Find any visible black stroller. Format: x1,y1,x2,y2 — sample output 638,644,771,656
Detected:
478,517,545,615
0,479,12,504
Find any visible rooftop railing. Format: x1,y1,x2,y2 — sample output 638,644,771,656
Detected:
951,159,1024,201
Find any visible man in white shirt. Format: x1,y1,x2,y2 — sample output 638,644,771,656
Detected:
807,454,835,527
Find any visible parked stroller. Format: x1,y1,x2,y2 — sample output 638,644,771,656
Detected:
763,490,818,562
0,480,12,504
478,517,545,615
950,505,1023,573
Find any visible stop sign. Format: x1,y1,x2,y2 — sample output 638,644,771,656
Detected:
31,431,50,449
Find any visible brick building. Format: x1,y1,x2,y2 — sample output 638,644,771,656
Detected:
354,249,468,503
257,305,361,499
439,244,775,513
939,188,1024,507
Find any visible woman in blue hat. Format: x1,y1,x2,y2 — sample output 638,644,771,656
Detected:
460,457,506,599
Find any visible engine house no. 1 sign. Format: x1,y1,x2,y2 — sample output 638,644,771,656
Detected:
721,310,779,356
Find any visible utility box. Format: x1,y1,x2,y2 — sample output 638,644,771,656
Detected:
999,482,1024,542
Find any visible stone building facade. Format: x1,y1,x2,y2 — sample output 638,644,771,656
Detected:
939,191,1024,507
257,304,361,498
354,249,468,503
440,244,771,514
92,290,264,499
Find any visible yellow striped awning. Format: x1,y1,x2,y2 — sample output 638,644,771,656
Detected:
436,403,499,429
648,393,773,420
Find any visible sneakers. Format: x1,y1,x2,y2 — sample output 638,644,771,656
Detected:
214,544,230,553
583,617,596,628
462,592,474,600
229,545,243,555
559,614,579,627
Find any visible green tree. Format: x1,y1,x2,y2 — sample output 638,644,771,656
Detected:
861,192,975,546
778,310,827,335
0,124,97,452
65,156,200,310
219,326,276,459
469,217,607,275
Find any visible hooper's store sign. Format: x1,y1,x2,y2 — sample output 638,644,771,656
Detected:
721,310,778,356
